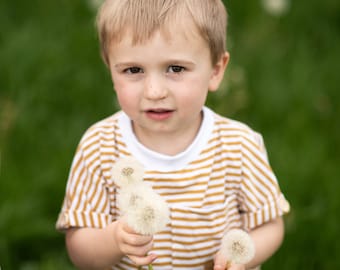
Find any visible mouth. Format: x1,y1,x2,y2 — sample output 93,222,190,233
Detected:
144,108,174,120
146,108,173,113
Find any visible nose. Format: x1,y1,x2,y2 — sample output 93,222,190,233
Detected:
143,74,167,100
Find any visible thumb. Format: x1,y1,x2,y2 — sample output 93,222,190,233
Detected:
214,250,228,270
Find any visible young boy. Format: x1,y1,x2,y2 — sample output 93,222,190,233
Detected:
56,0,290,269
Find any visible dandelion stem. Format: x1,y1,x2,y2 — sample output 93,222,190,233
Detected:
225,261,232,269
137,264,153,270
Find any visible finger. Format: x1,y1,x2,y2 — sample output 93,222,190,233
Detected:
122,227,153,246
123,232,153,247
122,222,138,234
121,222,153,243
128,253,158,266
213,250,228,270
122,239,154,257
228,264,247,270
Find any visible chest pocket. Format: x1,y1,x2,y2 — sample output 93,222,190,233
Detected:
170,199,230,241
165,198,233,268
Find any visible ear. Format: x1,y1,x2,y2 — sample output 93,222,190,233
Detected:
208,52,230,92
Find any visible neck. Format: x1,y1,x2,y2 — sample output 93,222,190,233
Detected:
133,113,203,156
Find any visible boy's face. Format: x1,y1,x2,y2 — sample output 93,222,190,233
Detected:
108,26,228,149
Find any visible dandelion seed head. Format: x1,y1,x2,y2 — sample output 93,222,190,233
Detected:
117,187,143,212
122,167,134,177
221,229,255,265
122,183,170,235
142,206,155,223
129,193,142,208
232,241,245,255
114,157,169,236
111,156,144,188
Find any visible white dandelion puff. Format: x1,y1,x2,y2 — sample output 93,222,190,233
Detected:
113,157,170,235
116,186,143,213
221,229,255,265
262,0,290,16
111,157,144,188
119,184,170,235
113,158,169,269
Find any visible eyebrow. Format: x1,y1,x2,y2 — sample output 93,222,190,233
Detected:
166,59,196,67
114,63,140,69
114,60,196,69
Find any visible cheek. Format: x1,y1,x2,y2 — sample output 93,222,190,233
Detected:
112,75,126,92
112,78,139,108
177,75,209,101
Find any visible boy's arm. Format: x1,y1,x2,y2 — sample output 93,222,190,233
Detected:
65,219,156,270
214,217,284,270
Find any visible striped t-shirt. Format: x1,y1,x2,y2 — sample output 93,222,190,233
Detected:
56,107,289,269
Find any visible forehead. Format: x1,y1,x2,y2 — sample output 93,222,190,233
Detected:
122,22,203,46
108,26,212,67
109,27,209,59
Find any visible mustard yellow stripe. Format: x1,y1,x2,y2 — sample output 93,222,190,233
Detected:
166,197,203,204
155,237,218,246
98,214,103,228
170,259,215,268
89,211,95,227
154,242,216,253
242,167,268,202
243,161,276,203
87,154,100,172
155,248,215,261
146,164,211,175
171,214,224,223
242,141,272,171
204,190,224,199
69,151,85,200
73,212,79,226
93,182,105,211
81,211,86,226
170,219,226,230
239,179,258,210
200,141,240,156
214,119,231,125
73,166,86,211
171,203,226,215
170,227,224,238
101,151,120,158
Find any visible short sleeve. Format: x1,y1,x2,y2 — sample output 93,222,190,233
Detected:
56,134,113,231
239,131,289,230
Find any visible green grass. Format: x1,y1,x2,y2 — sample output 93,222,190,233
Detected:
1,0,339,269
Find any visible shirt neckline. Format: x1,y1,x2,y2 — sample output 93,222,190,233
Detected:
118,107,214,171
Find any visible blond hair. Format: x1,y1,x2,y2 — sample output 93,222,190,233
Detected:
96,0,228,66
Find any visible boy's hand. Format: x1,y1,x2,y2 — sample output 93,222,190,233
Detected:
213,250,246,270
113,218,156,266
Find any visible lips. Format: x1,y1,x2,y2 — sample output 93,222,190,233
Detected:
144,108,174,120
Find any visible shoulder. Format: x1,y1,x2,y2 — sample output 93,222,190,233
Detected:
72,111,127,175
211,111,264,145
79,112,122,144
74,111,127,159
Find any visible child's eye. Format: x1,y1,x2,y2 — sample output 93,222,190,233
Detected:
168,65,185,73
124,67,143,74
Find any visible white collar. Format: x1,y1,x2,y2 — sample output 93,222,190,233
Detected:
118,107,214,171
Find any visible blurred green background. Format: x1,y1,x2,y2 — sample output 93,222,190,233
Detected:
1,0,339,269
